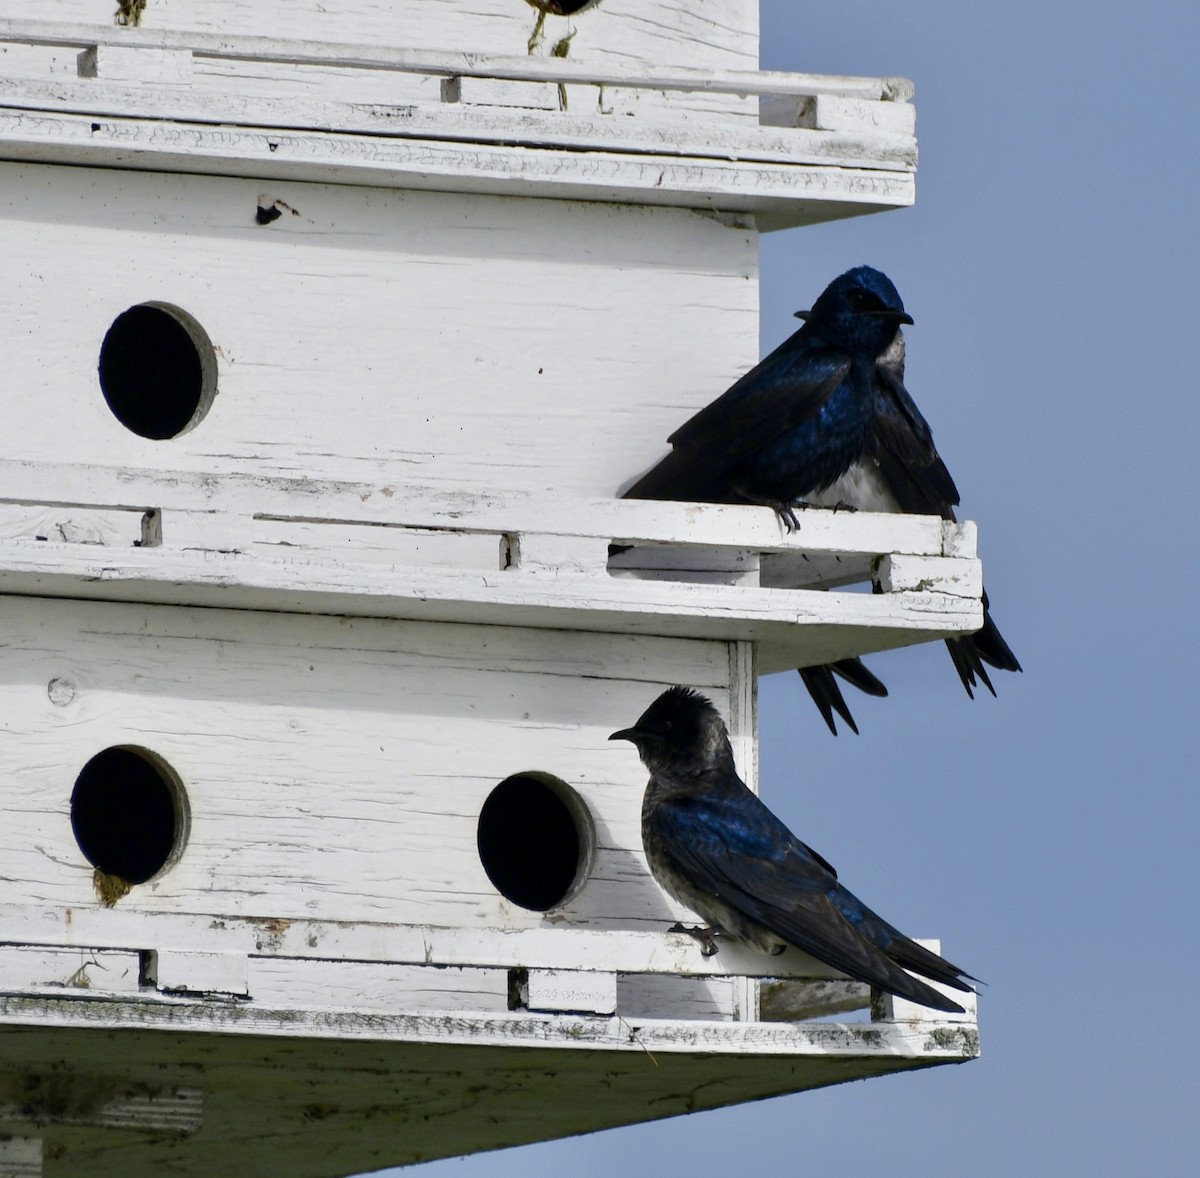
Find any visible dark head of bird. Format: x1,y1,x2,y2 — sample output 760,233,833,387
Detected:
795,265,913,359
609,686,736,777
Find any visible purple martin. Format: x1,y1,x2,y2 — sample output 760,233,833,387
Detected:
623,266,1020,733
611,686,976,1013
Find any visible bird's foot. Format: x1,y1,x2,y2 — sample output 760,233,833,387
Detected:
772,500,857,531
772,504,801,533
668,922,720,957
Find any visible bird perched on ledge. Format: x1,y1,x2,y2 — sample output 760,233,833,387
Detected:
610,686,976,1013
622,265,1020,734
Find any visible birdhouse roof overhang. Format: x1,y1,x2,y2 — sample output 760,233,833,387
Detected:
0,18,915,231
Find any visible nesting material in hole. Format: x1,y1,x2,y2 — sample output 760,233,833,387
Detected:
71,746,189,894
98,302,217,439
477,773,594,912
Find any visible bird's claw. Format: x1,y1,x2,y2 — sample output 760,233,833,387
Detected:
668,921,720,957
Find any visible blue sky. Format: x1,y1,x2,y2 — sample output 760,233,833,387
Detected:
390,3,1199,1174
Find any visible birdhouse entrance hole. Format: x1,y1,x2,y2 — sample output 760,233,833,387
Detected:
98,302,217,439
70,746,188,886
526,1,603,15
477,773,594,911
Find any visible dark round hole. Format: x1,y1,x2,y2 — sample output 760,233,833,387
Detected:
98,303,216,439
477,774,592,912
528,1,602,15
70,747,187,885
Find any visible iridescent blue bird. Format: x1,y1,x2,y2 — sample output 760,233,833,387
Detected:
622,265,1020,734
610,686,975,1013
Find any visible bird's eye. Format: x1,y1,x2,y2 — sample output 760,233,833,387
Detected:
848,289,880,311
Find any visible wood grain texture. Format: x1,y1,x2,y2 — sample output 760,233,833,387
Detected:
0,162,758,497
0,2,758,75
0,593,731,930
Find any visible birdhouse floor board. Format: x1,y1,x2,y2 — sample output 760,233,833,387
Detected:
0,1020,972,1178
0,463,983,670
0,549,979,671
0,902,969,995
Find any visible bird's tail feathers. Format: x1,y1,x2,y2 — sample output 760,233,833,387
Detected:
874,931,978,992
831,657,889,697
741,895,970,1015
797,665,859,736
946,602,1021,699
797,658,888,736
793,922,968,1014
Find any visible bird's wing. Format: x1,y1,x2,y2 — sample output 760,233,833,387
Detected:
624,341,851,501
650,791,966,1007
668,342,851,453
869,360,960,518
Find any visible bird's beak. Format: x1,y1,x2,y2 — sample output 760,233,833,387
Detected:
793,309,811,321
880,310,915,325
609,727,638,743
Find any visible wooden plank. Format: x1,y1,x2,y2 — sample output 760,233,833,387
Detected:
0,462,958,558
0,77,915,171
760,978,871,1021
152,951,249,997
0,504,143,547
0,18,914,105
76,43,193,85
0,992,978,1054
0,947,141,994
616,973,738,1022
524,969,618,1015
0,1138,40,1178
0,545,982,665
0,109,914,226
0,901,967,990
247,959,511,1014
878,552,983,597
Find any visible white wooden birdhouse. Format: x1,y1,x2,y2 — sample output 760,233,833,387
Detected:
0,2,977,1174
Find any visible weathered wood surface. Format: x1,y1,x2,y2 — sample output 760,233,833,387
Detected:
0,10,914,225
0,16,913,103
0,2,760,78
0,110,912,228
0,460,973,557
0,76,916,169
0,163,759,493
0,1019,976,1178
0,456,983,668
0,902,958,988
0,546,981,670
0,993,978,1057
0,594,740,930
